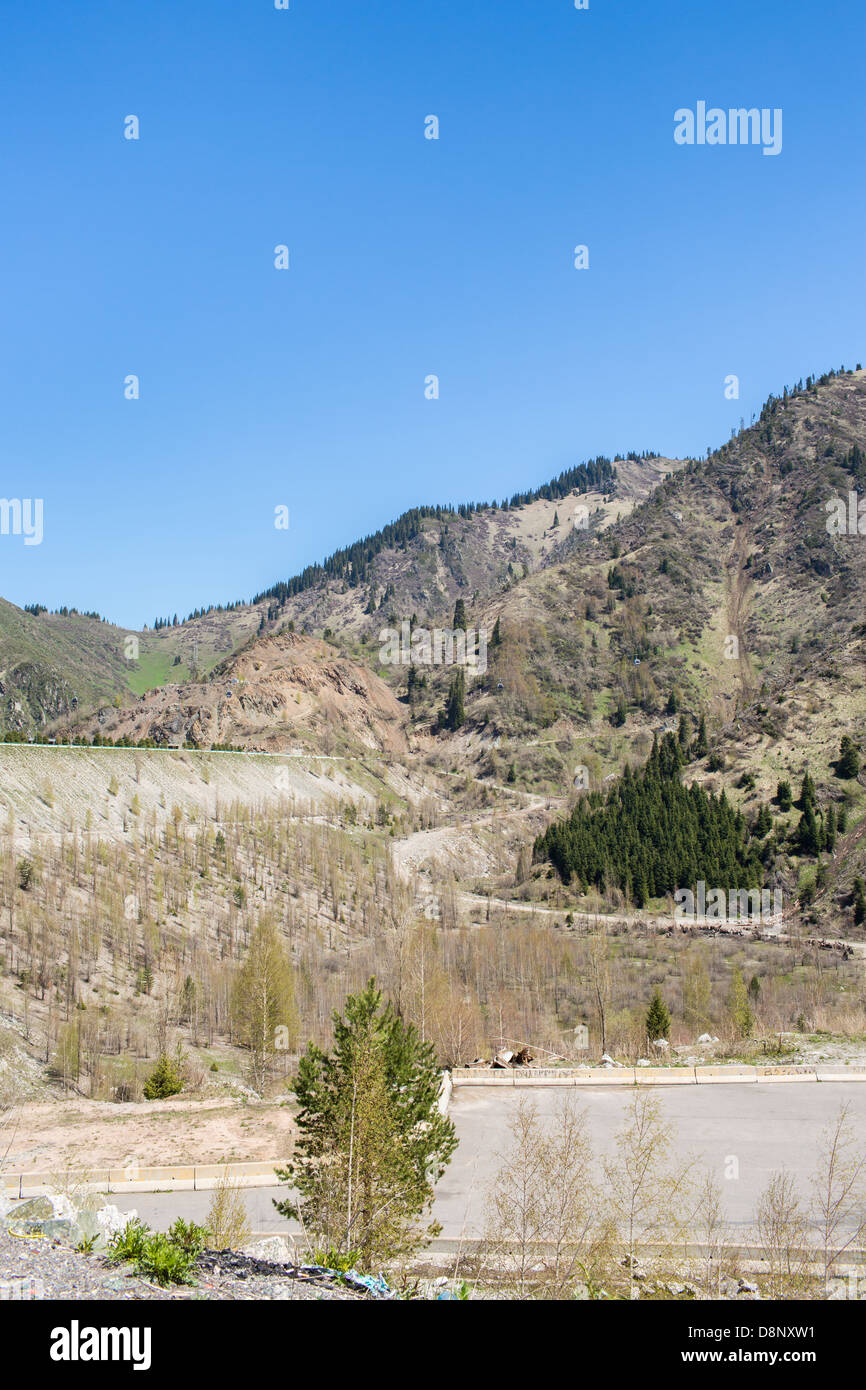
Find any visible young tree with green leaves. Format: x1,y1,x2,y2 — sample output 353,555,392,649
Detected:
232,917,297,1093
275,980,456,1268
727,967,754,1039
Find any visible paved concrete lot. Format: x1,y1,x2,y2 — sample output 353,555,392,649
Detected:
106,1084,866,1239
436,1083,866,1238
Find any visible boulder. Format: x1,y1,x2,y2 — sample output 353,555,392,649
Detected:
8,1216,85,1246
95,1204,135,1243
15,1191,78,1223
243,1236,292,1264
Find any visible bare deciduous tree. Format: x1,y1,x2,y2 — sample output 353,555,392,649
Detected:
755,1169,811,1299
484,1096,611,1299
604,1090,695,1298
810,1103,866,1293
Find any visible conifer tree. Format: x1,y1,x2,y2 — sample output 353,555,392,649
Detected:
836,737,860,780
275,980,456,1267
824,804,837,852
796,802,822,857
693,713,708,759
645,988,671,1042
444,668,465,731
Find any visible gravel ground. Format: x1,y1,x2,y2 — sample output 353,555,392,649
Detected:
0,1225,362,1301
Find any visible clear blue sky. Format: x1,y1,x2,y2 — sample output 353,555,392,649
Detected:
1,0,863,629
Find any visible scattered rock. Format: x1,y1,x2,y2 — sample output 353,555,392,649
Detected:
243,1236,292,1264
737,1279,760,1298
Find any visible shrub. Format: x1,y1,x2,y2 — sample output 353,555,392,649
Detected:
206,1174,250,1251
108,1217,150,1264
108,1217,206,1286
143,1052,184,1100
16,859,35,891
135,1232,199,1286
167,1218,209,1257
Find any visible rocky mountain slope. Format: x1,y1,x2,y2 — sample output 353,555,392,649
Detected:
65,629,409,756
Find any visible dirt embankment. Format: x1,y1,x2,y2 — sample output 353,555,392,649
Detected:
3,1096,295,1171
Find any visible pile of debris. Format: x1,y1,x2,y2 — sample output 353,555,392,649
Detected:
492,1046,533,1069
463,1047,535,1069
196,1248,394,1299
0,1191,399,1300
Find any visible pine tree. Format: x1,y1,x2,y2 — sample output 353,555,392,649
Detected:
645,988,671,1042
798,771,816,811
693,713,708,758
754,803,773,837
853,878,866,926
836,737,860,780
274,980,456,1267
407,663,419,707
824,804,837,852
491,616,502,648
632,866,649,908
444,668,465,731
776,780,793,812
796,803,822,857
452,598,467,631
143,1049,184,1100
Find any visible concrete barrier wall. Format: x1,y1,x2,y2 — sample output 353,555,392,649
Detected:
2,1159,289,1200
451,1065,866,1088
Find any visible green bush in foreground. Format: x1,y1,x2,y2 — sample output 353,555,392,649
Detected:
108,1217,210,1286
